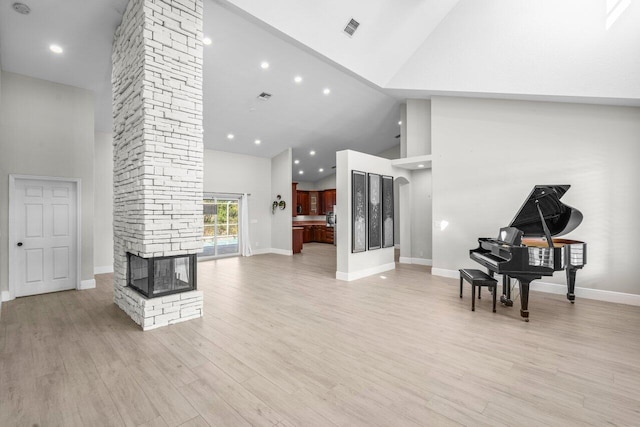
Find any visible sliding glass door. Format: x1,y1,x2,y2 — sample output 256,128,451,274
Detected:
201,194,240,258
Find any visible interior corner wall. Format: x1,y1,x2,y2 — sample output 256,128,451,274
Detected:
410,168,432,262
94,131,114,272
270,148,292,254
431,96,640,295
406,99,431,156
377,144,401,160
313,174,337,191
204,149,272,252
336,150,405,280
0,71,95,297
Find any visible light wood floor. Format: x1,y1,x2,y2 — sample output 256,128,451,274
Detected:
1,243,640,426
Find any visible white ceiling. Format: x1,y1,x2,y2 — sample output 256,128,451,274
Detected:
1,0,638,183
203,2,402,182
220,0,461,87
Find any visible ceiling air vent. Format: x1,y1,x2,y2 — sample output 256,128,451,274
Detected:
257,92,272,101
343,18,360,37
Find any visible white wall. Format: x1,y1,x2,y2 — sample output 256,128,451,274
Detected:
0,71,95,297
377,144,401,160
295,181,315,191
296,174,337,191
388,0,640,102
431,96,640,295
315,173,336,190
270,148,292,254
406,99,431,156
336,150,408,280
204,149,272,253
410,169,432,263
94,132,113,273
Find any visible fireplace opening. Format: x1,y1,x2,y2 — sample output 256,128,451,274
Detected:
127,253,197,298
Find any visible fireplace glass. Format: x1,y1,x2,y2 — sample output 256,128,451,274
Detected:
127,253,196,298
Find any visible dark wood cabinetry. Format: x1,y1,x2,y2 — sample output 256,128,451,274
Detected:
325,227,334,244
298,224,334,244
322,189,336,214
297,191,309,215
292,227,303,253
312,225,325,242
292,183,298,218
293,187,335,216
309,191,319,215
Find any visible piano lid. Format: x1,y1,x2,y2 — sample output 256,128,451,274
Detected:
509,185,583,237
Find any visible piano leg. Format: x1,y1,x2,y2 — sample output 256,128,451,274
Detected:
566,267,577,303
500,275,514,307
519,280,530,322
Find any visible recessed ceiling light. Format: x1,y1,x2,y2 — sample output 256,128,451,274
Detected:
254,139,261,145
418,164,425,168
309,150,316,156
49,44,63,54
294,159,300,164
299,170,304,175
398,121,402,125
261,61,269,69
323,88,331,95
227,133,234,140
203,37,212,45
319,168,324,172
294,76,302,83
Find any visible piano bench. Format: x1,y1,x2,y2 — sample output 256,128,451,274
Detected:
459,269,498,313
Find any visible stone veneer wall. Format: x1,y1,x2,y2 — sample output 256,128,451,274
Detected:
112,0,204,330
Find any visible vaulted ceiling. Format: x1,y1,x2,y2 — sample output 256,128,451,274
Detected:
1,0,638,182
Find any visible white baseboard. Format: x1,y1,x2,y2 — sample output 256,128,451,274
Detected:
431,267,640,306
269,248,293,256
1,291,11,302
529,280,640,306
252,248,272,255
79,279,96,290
431,267,460,279
94,265,114,274
336,262,396,282
399,257,432,266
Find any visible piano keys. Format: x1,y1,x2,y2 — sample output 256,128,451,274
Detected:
470,185,587,321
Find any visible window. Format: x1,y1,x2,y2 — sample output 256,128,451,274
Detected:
201,195,240,258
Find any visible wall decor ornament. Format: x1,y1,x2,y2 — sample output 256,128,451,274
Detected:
272,195,286,214
381,175,394,248
352,170,367,253
367,173,382,250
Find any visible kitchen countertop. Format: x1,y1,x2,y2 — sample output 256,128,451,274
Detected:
292,221,326,226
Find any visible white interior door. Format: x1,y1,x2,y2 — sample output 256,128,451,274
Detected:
12,178,78,297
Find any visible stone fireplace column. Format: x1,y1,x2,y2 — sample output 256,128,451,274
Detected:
112,0,204,330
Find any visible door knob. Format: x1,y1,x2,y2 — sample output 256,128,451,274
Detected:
17,242,23,247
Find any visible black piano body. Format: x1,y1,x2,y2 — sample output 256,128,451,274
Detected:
470,185,587,321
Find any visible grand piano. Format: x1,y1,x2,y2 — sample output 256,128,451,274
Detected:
470,185,587,321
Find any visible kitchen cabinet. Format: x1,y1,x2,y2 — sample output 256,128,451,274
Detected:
325,227,334,244
303,225,312,243
323,189,336,212
312,225,325,242
297,224,334,244
292,183,298,217
292,227,303,253
297,191,309,215
309,191,319,215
